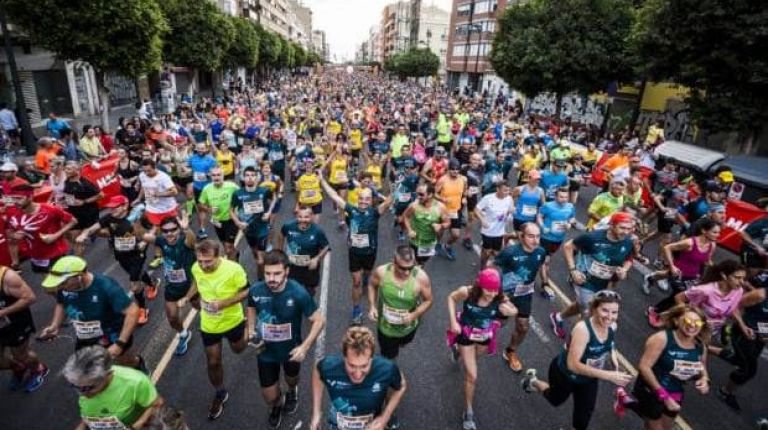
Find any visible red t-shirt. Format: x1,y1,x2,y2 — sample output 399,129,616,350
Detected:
1,177,30,196
0,216,13,267
6,203,73,260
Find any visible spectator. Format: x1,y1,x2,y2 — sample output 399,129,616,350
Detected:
94,125,114,153
17,160,46,188
0,103,20,147
0,162,29,195
34,137,59,174
46,112,69,139
60,128,81,162
79,125,106,159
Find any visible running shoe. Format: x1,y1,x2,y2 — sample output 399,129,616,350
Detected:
145,284,158,301
137,308,149,325
646,307,661,328
549,312,566,339
350,307,364,326
267,397,283,429
197,229,208,240
23,364,49,393
462,238,473,250
386,415,401,430
613,387,636,417
652,258,664,269
502,349,523,373
462,411,476,430
436,243,446,258
657,279,670,292
208,390,229,420
757,418,768,430
717,387,741,411
148,257,163,269
445,245,456,261
449,344,460,363
175,331,192,356
284,388,298,415
642,274,653,295
521,368,537,393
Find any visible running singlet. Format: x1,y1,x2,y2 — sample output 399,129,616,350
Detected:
0,266,34,332
98,215,140,256
557,318,615,384
514,186,543,222
345,204,380,256
79,366,158,429
297,174,322,205
494,244,547,296
540,201,576,243
366,164,383,189
377,263,419,338
539,170,568,201
317,355,402,429
156,235,195,297
574,230,633,291
743,273,768,341
409,203,442,248
440,177,464,216
329,157,349,185
652,329,704,393
56,274,132,342
459,297,502,342
247,279,317,362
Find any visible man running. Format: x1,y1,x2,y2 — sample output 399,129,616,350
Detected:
537,188,577,290
247,250,325,429
231,166,276,280
435,159,467,261
187,142,218,238
199,167,240,261
403,183,450,266
63,160,104,256
368,246,433,360
277,205,330,296
474,182,515,268
136,159,179,226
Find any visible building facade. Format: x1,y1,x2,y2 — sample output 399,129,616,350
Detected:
416,4,449,77
259,0,291,38
380,1,412,61
312,30,329,62
288,0,313,49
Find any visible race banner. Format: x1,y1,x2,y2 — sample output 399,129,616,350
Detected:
721,200,768,253
80,154,122,207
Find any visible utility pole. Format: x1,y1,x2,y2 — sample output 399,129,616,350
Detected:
0,3,36,154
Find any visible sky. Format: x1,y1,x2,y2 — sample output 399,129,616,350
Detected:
304,0,452,62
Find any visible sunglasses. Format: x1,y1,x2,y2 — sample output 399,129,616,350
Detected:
683,316,704,328
396,263,416,273
161,227,179,233
70,382,98,394
416,193,427,198
594,290,621,302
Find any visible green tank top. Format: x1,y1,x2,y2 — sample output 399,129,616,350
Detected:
411,202,441,247
377,263,419,337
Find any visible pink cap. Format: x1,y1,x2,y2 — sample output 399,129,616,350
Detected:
476,269,501,292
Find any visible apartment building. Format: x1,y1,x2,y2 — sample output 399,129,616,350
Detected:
380,1,412,61
259,0,291,38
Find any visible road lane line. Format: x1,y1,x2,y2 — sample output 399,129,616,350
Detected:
528,316,551,343
314,252,332,362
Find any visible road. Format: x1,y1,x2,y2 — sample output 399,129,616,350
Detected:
1,181,765,430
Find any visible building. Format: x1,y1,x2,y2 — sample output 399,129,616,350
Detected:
445,0,508,93
368,25,383,63
414,3,450,77
259,0,291,38
312,30,329,62
241,0,260,21
380,1,412,61
288,0,313,49
217,0,239,16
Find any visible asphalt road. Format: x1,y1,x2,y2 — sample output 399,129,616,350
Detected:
1,179,765,430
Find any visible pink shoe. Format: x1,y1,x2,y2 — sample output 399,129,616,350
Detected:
646,307,662,328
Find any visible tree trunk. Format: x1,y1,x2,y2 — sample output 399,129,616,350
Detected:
630,79,647,133
554,92,562,120
95,71,110,131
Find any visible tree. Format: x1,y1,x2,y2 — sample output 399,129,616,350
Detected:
632,0,768,148
223,16,260,70
385,48,440,79
258,28,282,71
293,43,307,68
277,36,294,69
491,0,635,117
161,0,235,72
5,0,167,129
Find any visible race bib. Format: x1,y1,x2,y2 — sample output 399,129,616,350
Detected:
417,245,435,257
551,221,569,233
113,236,136,252
670,359,703,381
588,261,616,280
64,194,76,206
449,211,459,220
120,179,132,188
81,416,127,430
201,301,221,316
521,205,537,217
350,234,370,248
261,322,292,342
468,186,480,196
72,320,104,340
334,171,348,182
165,269,187,284
193,172,207,182
301,190,317,200
757,322,768,341
30,258,50,268
664,209,677,220
468,327,492,342
586,353,608,370
269,151,284,161
289,254,311,267
382,304,409,325
398,193,411,203
336,413,373,430
513,282,535,297
243,200,264,215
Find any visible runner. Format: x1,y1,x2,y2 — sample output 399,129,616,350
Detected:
521,290,632,430
474,182,515,268
40,256,145,371
63,160,104,256
402,183,450,266
447,269,517,430
324,144,352,227
368,246,433,359
512,170,545,232
310,326,406,430
277,205,330,296
461,153,485,250
257,161,284,244
199,166,240,261
295,159,324,220
586,179,625,230
493,222,547,372
231,166,276,280
187,142,218,239
247,250,325,429
186,239,249,420
0,265,48,392
740,216,768,277
137,159,179,226
550,212,635,338
539,160,569,202
435,159,468,261
537,187,577,292
321,176,393,324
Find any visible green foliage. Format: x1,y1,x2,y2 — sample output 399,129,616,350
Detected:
258,28,282,68
5,0,167,76
160,0,235,71
491,0,634,102
632,0,768,134
385,48,440,78
223,16,260,69
293,43,307,68
280,39,295,68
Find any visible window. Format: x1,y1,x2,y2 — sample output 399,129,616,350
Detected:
457,3,471,16
474,0,498,14
453,44,467,56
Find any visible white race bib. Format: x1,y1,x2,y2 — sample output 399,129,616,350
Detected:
449,211,459,220
468,186,480,196
334,171,348,182
81,416,127,430
243,200,264,215
398,193,411,203
193,172,207,182
289,254,311,267
417,245,435,257
201,301,221,316
72,320,104,340
336,413,373,430
670,359,703,381
301,190,317,200
269,151,284,161
468,327,492,342
165,269,187,283
586,353,608,370
588,261,616,280
551,221,569,233
757,322,768,340
350,234,370,248
513,282,535,297
521,205,538,217
64,194,76,206
261,322,292,342
382,304,409,325
113,237,136,252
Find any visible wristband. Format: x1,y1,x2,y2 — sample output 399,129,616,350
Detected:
114,339,128,350
655,387,671,402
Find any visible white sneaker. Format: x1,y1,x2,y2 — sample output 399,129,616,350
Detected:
657,279,670,291
642,274,652,295
462,412,476,430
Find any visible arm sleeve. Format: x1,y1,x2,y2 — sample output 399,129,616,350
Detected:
388,362,403,391
134,373,159,408
107,278,132,314
572,233,594,254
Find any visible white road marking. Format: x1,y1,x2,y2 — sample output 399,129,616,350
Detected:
151,309,197,384
314,252,332,362
103,261,119,276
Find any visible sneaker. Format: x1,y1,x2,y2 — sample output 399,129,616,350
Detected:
267,398,283,429
208,390,229,420
646,307,661,328
502,349,523,373
197,229,208,240
657,279,670,292
613,387,636,417
350,308,363,326
642,274,653,295
145,285,158,301
449,344,460,363
462,411,476,430
175,331,192,356
462,238,473,250
23,364,49,393
652,258,664,269
445,246,456,261
549,312,566,339
137,308,149,325
436,243,446,257
386,415,401,430
521,368,537,393
284,388,298,415
717,387,741,411
148,257,163,269
757,418,768,430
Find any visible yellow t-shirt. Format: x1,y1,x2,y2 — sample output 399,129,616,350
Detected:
216,151,235,176
329,157,349,185
297,173,323,205
349,129,363,151
366,164,382,189
521,153,542,172
328,121,342,135
192,259,248,334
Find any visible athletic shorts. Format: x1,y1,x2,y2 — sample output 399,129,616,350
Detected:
193,188,204,203
245,233,269,251
308,202,322,214
466,197,478,213
174,176,192,189
456,333,491,346
215,220,239,244
630,378,681,420
394,204,409,217
509,293,533,318
540,238,563,255
289,266,320,290
449,210,465,230
257,358,301,388
164,287,195,303
116,253,147,282
145,207,179,227
201,321,246,347
741,250,766,269
73,212,99,231
481,234,504,251
657,212,677,234
568,179,581,192
349,251,376,272
0,321,35,348
377,329,417,359
76,334,134,354
409,243,434,265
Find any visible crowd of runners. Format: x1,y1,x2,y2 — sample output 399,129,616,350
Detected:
1,68,767,430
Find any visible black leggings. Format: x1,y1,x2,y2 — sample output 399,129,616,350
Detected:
542,357,599,430
728,326,765,386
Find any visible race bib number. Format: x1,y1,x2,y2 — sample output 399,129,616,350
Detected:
586,353,608,370
301,190,317,200
588,261,616,280
243,200,264,215
664,209,677,220
398,193,411,203
165,269,187,284
269,151,284,161
468,186,480,196
64,194,76,206
261,322,292,342
382,304,409,325
670,360,703,381
336,413,373,430
521,205,537,217
334,171,348,182
30,258,50,268
350,234,370,248
513,282,535,297
449,211,459,220
72,320,104,340
113,236,136,252
551,221,569,233
193,172,207,182
417,245,435,257
201,301,221,316
81,416,127,430
289,254,311,267
468,327,492,342
757,322,768,341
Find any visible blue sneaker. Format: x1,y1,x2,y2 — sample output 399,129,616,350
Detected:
549,312,567,339
175,331,192,356
445,246,456,261
350,307,363,325
436,243,446,257
24,365,49,393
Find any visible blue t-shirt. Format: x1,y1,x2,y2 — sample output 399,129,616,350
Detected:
345,204,380,255
540,170,569,201
540,201,576,243
188,154,218,190
494,244,547,295
56,274,132,341
210,120,225,143
573,230,634,291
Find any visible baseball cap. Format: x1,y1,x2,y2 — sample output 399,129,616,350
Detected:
42,256,87,288
717,171,734,184
476,269,501,292
610,211,634,225
0,162,18,172
103,195,129,208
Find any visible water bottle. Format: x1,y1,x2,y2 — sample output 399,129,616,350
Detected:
127,203,145,223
